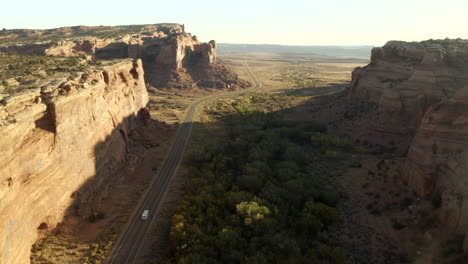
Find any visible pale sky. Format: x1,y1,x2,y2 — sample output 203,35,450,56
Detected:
1,0,467,46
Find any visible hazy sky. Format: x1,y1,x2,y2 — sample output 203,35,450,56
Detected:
2,0,467,46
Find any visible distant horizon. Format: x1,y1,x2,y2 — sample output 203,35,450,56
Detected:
1,23,381,46
218,42,375,47
5,23,460,48
2,22,462,47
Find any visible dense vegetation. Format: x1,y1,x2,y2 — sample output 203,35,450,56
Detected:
166,110,363,264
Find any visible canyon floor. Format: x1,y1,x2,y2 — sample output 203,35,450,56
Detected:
142,53,465,263
30,52,465,263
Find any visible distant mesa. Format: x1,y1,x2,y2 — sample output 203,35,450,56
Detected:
0,23,250,90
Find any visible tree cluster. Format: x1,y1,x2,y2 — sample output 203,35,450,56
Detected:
166,111,354,264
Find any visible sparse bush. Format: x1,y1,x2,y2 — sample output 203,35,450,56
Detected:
391,219,406,230
325,150,340,159
431,193,442,208
349,160,362,168
96,211,106,220
400,197,413,207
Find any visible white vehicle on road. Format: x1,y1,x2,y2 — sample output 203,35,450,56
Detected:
141,210,149,220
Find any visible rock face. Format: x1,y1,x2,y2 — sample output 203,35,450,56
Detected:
348,39,468,233
404,89,468,233
0,24,249,90
0,59,148,264
349,41,468,145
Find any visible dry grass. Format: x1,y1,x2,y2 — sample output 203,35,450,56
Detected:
220,52,366,92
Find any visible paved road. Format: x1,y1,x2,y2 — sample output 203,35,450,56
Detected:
106,62,262,264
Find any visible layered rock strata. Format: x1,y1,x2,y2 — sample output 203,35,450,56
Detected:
0,59,148,264
404,89,468,234
349,41,468,143
348,39,468,233
0,24,249,90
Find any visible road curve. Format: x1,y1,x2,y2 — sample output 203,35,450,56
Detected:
106,62,262,264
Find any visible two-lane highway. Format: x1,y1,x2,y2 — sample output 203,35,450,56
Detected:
107,62,262,264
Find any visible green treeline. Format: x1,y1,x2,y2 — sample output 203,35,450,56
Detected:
166,111,360,264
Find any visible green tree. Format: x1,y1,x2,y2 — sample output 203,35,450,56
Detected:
236,201,271,225
303,201,338,225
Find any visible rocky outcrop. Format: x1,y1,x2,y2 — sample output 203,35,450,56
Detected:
195,40,217,65
349,41,468,139
0,59,148,264
348,39,468,233
141,32,215,70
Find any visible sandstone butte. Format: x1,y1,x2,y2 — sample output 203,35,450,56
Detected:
0,24,248,264
348,39,468,245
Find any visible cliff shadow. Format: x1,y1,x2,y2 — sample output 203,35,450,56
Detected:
30,109,177,263
95,42,129,59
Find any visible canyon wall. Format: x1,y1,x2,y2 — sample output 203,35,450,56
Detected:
348,40,468,233
349,41,468,145
0,59,148,264
404,89,468,234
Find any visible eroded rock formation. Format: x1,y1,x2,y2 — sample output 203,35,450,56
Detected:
348,39,468,234
348,41,467,150
0,59,148,264
0,24,249,90
404,89,468,234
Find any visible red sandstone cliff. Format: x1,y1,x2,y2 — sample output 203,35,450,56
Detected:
348,39,468,236
348,41,468,150
0,59,148,264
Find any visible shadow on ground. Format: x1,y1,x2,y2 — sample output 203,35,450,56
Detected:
30,107,176,264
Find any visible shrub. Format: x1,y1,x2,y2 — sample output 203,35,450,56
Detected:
324,150,340,159
236,201,271,224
